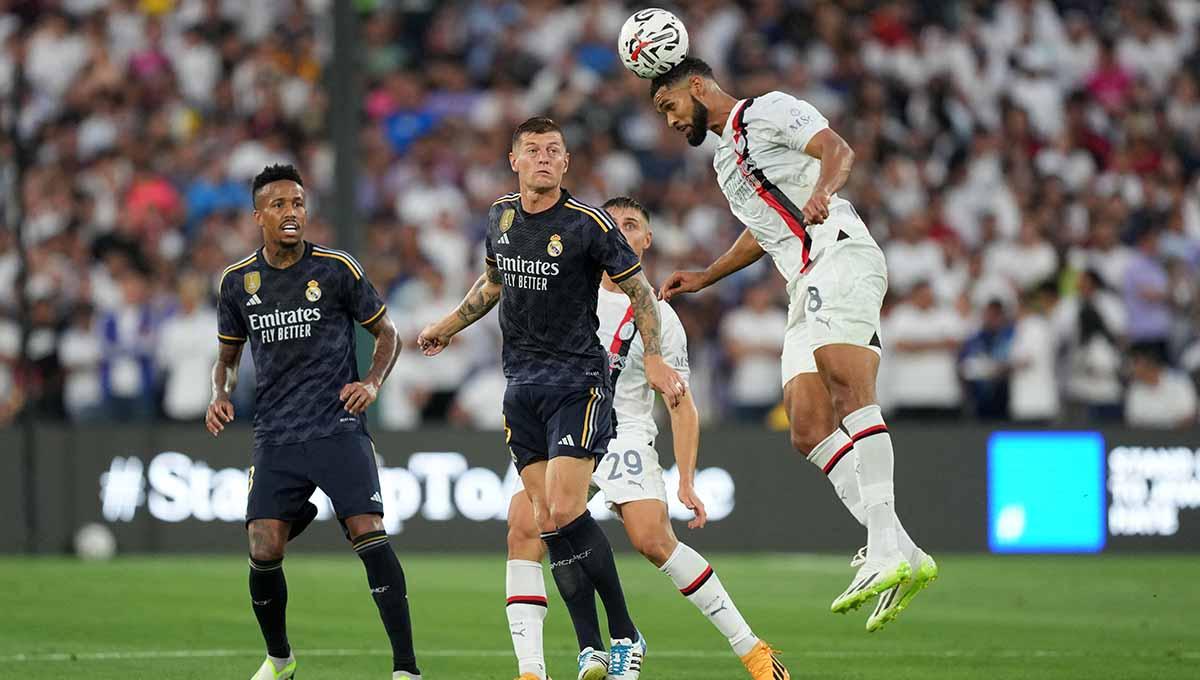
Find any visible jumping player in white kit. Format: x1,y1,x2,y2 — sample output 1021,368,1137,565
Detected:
505,198,789,680
652,57,938,632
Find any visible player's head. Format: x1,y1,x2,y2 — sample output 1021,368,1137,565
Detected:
252,163,306,248
602,196,652,259
651,57,716,147
509,116,569,193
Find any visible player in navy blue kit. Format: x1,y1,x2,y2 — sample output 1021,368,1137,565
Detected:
418,117,686,680
206,164,420,680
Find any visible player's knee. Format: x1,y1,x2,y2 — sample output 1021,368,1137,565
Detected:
789,427,826,457
248,530,286,562
830,383,873,421
548,502,586,529
629,531,676,567
507,520,543,558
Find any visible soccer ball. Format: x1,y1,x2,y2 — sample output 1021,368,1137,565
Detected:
617,8,689,79
74,522,117,561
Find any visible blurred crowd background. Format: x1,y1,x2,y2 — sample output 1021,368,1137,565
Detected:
1,0,1198,431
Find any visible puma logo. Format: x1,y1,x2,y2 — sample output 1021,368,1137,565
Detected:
252,599,271,606
627,479,644,490
815,316,832,329
707,600,729,617
511,625,527,638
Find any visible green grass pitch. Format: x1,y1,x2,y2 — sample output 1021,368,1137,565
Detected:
1,553,1194,679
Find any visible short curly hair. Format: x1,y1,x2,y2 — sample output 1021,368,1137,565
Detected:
251,164,304,207
650,57,714,99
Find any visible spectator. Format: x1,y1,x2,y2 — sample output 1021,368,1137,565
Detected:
1124,226,1172,361
2,1,1200,429
884,281,966,419
958,300,1014,420
99,270,161,421
721,284,786,422
1008,284,1061,423
1058,270,1125,421
58,303,105,422
156,273,218,421
1125,349,1198,429
448,367,508,430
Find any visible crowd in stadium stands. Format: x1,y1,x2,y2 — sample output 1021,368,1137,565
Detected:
1,0,1198,430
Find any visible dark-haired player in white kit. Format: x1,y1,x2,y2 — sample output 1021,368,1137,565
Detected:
651,58,938,632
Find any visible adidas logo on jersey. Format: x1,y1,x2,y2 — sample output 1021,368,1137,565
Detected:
558,434,576,447
497,232,511,245
246,294,263,306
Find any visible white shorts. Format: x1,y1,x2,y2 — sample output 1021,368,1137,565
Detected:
591,439,667,511
510,439,667,512
781,239,888,387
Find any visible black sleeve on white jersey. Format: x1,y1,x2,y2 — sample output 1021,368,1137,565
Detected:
217,275,248,344
584,210,642,283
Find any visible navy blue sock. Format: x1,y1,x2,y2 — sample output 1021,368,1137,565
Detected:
354,531,419,675
542,529,605,651
559,511,637,641
249,557,290,658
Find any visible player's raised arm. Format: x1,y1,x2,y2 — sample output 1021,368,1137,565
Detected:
206,341,243,436
617,271,686,407
800,127,855,225
660,227,764,301
417,261,502,356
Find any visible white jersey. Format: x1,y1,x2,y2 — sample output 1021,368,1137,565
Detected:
596,286,690,446
713,91,875,291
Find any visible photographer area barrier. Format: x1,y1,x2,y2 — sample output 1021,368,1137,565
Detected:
0,424,1196,554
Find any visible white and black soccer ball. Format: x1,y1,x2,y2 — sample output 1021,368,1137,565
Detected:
617,8,689,79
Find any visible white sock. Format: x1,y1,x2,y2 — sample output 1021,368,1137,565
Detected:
660,543,758,657
268,654,294,672
505,559,548,679
843,404,903,561
807,429,865,525
808,428,922,566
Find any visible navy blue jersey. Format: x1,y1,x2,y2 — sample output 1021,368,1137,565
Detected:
485,189,643,387
217,241,387,447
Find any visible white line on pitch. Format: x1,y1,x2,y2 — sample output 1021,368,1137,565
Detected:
1,648,1196,664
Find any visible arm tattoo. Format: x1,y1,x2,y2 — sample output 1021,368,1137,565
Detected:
454,264,502,328
364,314,400,387
618,273,662,356
211,342,243,398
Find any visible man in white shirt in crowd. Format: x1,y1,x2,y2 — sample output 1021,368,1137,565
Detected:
720,283,787,422
883,281,967,419
157,272,218,420
1125,349,1198,429
1009,283,1061,423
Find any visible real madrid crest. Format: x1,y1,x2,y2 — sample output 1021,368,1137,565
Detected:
500,208,516,232
243,271,261,294
305,279,322,302
547,234,563,257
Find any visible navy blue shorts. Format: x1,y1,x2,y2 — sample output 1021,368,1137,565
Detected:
503,384,614,472
246,430,384,523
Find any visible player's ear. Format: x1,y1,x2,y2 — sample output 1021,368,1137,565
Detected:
689,74,706,97
643,228,653,251
562,151,570,173
508,150,517,173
